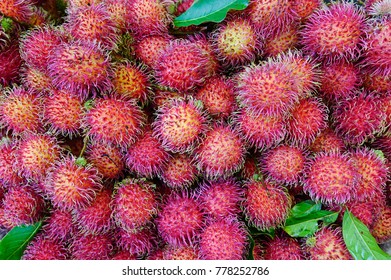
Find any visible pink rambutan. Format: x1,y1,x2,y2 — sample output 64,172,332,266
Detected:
333,93,386,145
292,0,322,20
112,178,157,231
84,95,145,147
303,152,358,205
154,39,210,92
152,98,207,153
125,129,169,178
371,206,391,244
345,200,383,229
156,192,203,246
300,2,366,61
263,22,300,58
162,245,200,260
0,0,34,23
240,155,260,180
0,40,22,86
70,233,113,260
199,219,248,260
134,35,172,68
44,156,103,211
309,128,345,154
68,0,102,9
21,67,53,93
194,123,245,179
361,69,391,94
243,180,291,230
115,226,157,256
0,139,24,186
159,153,197,190
285,97,328,147
261,145,307,185
263,235,304,260
188,33,219,77
42,208,74,242
22,234,67,260
153,89,184,109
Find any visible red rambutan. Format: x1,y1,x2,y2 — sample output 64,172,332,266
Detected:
263,235,304,260
134,35,172,68
0,40,22,87
115,226,157,256
0,0,34,23
159,153,197,190
21,67,53,93
371,206,391,244
345,200,383,229
162,245,200,260
70,233,113,260
0,139,23,186
263,22,300,58
188,33,219,77
361,69,391,94
42,208,74,242
22,234,67,260
309,128,345,154
292,0,322,20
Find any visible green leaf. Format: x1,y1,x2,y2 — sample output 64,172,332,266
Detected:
284,210,339,238
0,221,42,260
289,200,322,218
173,0,250,27
342,210,391,260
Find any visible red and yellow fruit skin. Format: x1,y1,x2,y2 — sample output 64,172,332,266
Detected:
21,66,53,94
243,180,291,230
263,22,300,58
22,233,67,260
0,40,22,87
361,69,391,94
199,219,248,260
162,245,200,260
42,208,74,242
112,179,157,231
371,206,391,244
115,226,157,256
0,0,34,23
188,33,219,77
303,152,359,205
156,192,203,246
134,35,172,69
263,235,304,260
344,200,383,229
0,139,24,187
309,128,345,154
44,156,103,211
69,233,113,260
292,0,322,20
159,153,197,190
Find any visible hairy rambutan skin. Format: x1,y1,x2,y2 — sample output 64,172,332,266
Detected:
85,141,125,179
134,35,172,68
333,93,386,145
64,3,119,50
243,180,291,230
0,87,43,135
234,108,286,151
68,0,102,9
21,67,53,93
303,153,359,205
371,206,391,244
194,124,246,179
309,128,345,154
159,153,197,190
22,234,67,260
44,156,103,211
345,200,383,229
0,40,22,86
292,0,322,20
241,155,260,180
367,0,391,17
70,233,113,260
112,179,157,231
16,133,61,181
0,140,23,186
301,2,366,61
285,97,328,148
199,219,248,260
362,69,391,94
305,227,352,260
47,41,113,98
197,179,243,219
155,40,210,92
20,25,62,71
42,208,74,242
84,95,145,147
188,33,219,77
263,22,300,58
1,185,45,229
125,129,170,178
156,192,203,246
115,226,157,256
381,95,391,130
0,0,34,23
152,99,208,153
237,60,299,117
264,235,304,260
162,245,200,260
262,145,307,185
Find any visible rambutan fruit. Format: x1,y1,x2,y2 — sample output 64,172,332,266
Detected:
261,145,307,185
194,76,236,119
47,41,113,98
194,123,245,179
164,0,195,17
345,200,383,229
211,16,260,67
188,33,219,77
1,185,45,229
22,234,67,260
303,153,358,205
159,153,197,190
0,40,22,86
115,226,157,256
237,60,299,117
134,35,172,68
196,178,243,219
0,0,34,23
263,235,304,260
153,90,184,108
112,179,157,231
111,250,137,260
16,133,61,181
333,93,386,145
371,206,391,244
20,25,62,71
199,219,247,260
44,156,103,211
127,0,172,37
350,148,388,202
73,188,112,235
304,227,352,260
243,180,291,230
367,0,391,17
84,95,145,147
42,208,74,242
241,155,260,180
235,108,286,151
381,95,391,130
156,192,203,246
300,2,366,61
70,233,113,260
292,0,322,20
162,245,199,260
125,129,169,178
263,22,300,58
21,67,53,93
112,62,152,104
64,3,119,50
85,141,125,179
361,69,391,94
309,128,345,154
0,87,43,135
68,0,102,9
154,39,210,92
319,60,360,102
0,139,23,186
285,97,328,147
152,98,207,153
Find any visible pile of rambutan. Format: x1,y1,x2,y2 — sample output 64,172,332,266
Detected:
0,0,390,260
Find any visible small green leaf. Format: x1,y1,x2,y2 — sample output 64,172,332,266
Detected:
0,221,42,260
289,200,322,218
342,210,391,260
284,210,339,238
174,0,249,27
